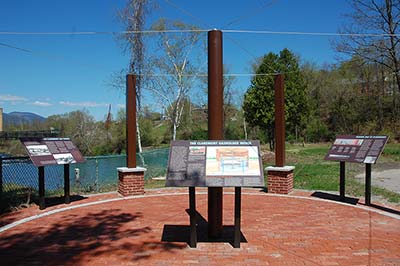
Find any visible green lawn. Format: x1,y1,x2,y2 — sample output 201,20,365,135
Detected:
144,142,400,203
269,142,400,203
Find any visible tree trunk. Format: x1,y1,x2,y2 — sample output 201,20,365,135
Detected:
172,117,178,140
243,116,248,139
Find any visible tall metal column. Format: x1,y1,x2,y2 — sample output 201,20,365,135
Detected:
208,29,224,238
274,74,285,167
126,74,137,168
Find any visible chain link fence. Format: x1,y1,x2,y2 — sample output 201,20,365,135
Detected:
0,148,169,212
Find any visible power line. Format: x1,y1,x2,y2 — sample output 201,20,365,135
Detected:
161,0,260,60
222,0,279,28
222,29,400,37
0,41,32,53
0,40,110,71
0,29,398,37
0,29,209,35
129,72,287,77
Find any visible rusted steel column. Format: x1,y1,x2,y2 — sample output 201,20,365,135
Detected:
126,74,137,168
274,74,285,167
208,29,223,238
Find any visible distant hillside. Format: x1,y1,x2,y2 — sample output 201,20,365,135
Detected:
3,112,46,127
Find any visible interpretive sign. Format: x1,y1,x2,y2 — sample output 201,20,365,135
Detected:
166,140,264,187
324,135,388,164
21,138,85,167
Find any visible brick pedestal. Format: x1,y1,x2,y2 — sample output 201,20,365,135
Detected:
266,166,295,194
117,167,146,196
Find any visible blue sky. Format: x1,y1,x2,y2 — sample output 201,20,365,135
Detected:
0,0,352,120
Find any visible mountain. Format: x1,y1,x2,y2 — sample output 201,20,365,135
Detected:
3,112,46,127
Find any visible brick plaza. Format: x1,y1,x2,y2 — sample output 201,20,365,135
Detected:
0,188,399,265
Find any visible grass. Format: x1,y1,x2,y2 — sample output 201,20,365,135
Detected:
277,142,400,203
143,142,400,204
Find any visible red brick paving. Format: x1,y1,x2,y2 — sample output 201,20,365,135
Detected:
0,189,399,266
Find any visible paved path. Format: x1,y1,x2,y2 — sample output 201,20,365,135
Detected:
356,167,400,193
0,189,399,266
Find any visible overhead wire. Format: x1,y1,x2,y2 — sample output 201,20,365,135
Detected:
128,72,288,77
0,40,110,71
0,29,398,37
162,0,260,60
0,41,32,53
222,0,279,28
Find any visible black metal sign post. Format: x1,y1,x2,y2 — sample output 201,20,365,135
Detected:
189,187,197,248
64,164,70,204
365,163,372,206
234,187,242,248
339,161,346,201
19,138,84,210
325,135,388,206
166,140,264,248
38,166,45,210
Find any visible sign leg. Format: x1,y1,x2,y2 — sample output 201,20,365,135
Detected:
340,161,345,202
189,187,197,248
365,163,372,206
208,187,223,238
38,166,45,210
234,187,241,248
64,164,70,204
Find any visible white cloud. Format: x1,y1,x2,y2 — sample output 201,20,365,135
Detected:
117,103,126,109
31,101,53,107
59,101,109,108
0,94,28,102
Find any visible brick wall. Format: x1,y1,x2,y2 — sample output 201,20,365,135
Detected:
267,169,294,194
118,169,145,196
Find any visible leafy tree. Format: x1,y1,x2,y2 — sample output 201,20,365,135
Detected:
46,110,101,155
336,0,400,92
147,19,205,140
243,49,309,149
116,0,155,153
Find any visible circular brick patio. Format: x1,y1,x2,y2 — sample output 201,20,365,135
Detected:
0,189,399,265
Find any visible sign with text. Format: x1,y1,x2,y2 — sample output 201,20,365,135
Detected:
324,135,388,164
166,140,264,187
21,138,85,167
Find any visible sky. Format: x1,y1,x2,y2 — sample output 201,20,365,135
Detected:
0,0,352,121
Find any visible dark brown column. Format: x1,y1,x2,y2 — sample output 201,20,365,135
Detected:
208,29,224,238
274,74,285,167
126,74,137,168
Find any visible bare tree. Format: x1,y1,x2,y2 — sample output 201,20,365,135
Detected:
336,0,400,92
117,0,154,153
148,19,205,140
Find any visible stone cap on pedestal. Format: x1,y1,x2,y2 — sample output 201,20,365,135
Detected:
265,166,295,172
117,167,147,173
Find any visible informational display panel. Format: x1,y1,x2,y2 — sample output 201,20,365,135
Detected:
21,138,85,167
324,135,388,164
166,140,264,187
